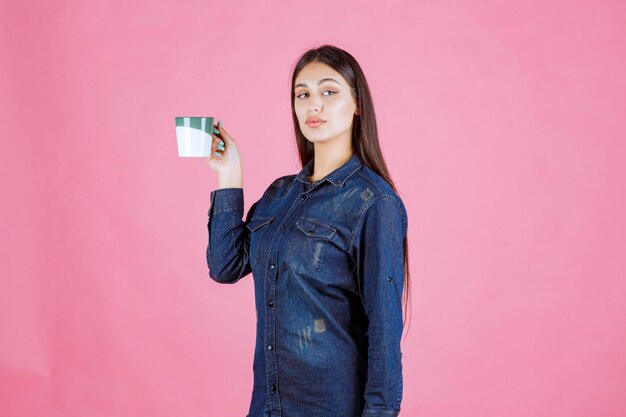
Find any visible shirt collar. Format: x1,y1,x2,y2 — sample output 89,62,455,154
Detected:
295,152,363,187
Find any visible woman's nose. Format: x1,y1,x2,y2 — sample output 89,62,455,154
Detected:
308,98,322,112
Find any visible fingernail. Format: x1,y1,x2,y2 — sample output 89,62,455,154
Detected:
219,140,224,145
218,119,222,127
217,145,225,151
213,127,220,134
214,151,221,156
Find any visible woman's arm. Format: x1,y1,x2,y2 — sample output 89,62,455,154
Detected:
206,187,258,283
353,195,407,417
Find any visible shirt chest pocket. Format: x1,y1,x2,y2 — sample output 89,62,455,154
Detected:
285,216,337,273
246,216,275,268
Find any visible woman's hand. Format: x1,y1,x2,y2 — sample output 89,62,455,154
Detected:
206,120,244,188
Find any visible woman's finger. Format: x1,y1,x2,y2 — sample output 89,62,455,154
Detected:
212,134,225,154
211,124,225,149
215,120,232,145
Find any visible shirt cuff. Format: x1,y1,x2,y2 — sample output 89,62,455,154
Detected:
209,188,244,215
362,409,400,417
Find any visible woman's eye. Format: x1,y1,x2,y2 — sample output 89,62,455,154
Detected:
296,90,337,99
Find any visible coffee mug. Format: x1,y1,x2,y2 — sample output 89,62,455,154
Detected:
175,116,216,157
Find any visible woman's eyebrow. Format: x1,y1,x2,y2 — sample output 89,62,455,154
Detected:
294,78,341,89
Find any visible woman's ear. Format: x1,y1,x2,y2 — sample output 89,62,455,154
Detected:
355,107,360,116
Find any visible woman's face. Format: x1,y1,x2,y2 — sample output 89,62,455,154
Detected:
294,62,359,144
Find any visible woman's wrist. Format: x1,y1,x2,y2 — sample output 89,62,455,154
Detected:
217,170,243,189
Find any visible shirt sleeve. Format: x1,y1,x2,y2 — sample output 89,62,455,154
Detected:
353,195,407,417
206,187,258,284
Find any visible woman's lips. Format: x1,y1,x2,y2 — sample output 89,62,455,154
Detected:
306,121,326,127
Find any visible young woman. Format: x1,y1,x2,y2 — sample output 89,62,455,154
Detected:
206,44,411,417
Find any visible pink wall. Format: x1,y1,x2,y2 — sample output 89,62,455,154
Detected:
1,1,625,416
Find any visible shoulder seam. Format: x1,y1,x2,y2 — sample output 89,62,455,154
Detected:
348,194,404,254
354,168,408,236
354,168,385,195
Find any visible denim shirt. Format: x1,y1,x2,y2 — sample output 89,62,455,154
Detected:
206,152,408,417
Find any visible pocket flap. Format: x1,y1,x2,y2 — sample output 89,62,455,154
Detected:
295,217,337,239
246,216,275,232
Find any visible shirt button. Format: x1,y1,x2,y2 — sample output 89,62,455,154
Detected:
267,345,273,350
268,300,274,307
270,385,276,392
280,224,285,229
270,264,275,269
301,195,306,200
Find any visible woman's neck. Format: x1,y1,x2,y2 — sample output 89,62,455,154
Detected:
309,146,355,183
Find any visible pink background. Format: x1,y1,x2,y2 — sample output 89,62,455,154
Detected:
1,1,625,416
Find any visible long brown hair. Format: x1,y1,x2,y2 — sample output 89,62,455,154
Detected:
289,44,413,336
